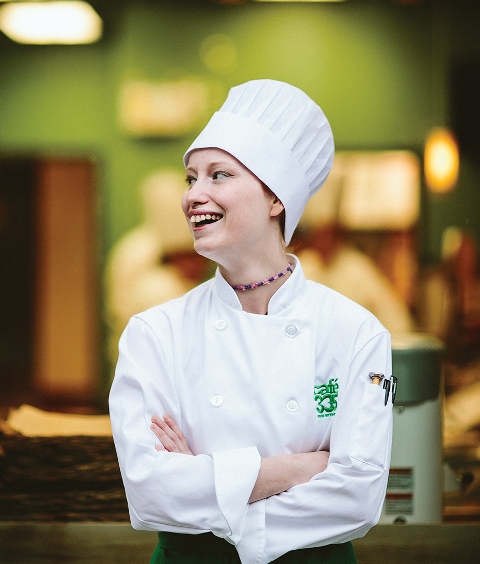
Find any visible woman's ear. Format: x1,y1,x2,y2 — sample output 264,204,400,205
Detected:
270,197,285,218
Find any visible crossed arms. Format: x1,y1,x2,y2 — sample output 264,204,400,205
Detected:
151,414,329,503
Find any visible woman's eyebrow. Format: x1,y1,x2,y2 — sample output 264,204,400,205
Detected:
207,161,234,170
186,161,234,174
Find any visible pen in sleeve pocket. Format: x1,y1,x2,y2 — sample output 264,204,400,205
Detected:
369,372,384,385
383,375,398,405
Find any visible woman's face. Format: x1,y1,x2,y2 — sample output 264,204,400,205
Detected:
182,148,283,264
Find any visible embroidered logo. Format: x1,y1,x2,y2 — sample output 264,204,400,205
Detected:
314,378,339,418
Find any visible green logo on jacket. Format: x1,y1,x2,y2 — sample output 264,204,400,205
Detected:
314,378,338,418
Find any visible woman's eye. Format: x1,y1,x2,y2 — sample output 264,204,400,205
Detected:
185,176,196,187
213,171,232,180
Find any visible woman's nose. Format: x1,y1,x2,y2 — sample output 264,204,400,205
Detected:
184,178,209,206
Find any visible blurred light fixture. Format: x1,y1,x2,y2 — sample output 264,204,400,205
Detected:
254,0,346,3
0,1,102,45
200,34,238,75
424,127,459,194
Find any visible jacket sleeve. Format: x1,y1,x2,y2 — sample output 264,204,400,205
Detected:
109,315,261,543
236,330,393,564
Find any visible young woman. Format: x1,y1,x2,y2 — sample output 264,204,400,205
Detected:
109,79,393,564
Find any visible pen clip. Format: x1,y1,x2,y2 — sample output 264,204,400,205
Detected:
383,378,391,406
391,375,398,405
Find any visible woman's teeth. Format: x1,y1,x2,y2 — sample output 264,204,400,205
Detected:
191,214,222,226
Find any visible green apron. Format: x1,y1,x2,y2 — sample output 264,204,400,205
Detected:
151,532,357,563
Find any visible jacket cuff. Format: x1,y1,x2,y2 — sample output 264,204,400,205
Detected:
235,499,266,564
212,446,261,544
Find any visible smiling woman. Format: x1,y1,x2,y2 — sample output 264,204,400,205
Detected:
109,79,393,564
182,148,285,277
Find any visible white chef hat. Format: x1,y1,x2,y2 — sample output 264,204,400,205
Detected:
183,79,334,245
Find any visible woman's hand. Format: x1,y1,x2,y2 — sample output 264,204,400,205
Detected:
151,415,193,455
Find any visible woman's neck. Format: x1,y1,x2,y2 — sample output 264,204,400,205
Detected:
219,252,293,315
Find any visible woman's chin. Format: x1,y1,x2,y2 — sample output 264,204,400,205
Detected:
193,239,218,262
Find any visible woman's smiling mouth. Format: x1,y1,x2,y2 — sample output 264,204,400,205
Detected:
190,214,223,227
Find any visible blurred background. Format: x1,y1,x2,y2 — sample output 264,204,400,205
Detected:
1,0,480,529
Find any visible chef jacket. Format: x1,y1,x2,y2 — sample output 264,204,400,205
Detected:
109,255,393,564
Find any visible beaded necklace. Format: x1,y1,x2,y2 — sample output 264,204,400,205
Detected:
230,263,292,291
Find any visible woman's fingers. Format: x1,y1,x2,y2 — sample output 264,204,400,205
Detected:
151,415,193,455
151,417,179,451
163,415,193,454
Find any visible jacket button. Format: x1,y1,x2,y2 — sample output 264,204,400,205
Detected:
211,394,224,407
286,400,298,412
215,319,227,331
285,324,299,337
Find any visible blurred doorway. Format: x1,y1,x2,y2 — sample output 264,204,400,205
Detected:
0,156,99,410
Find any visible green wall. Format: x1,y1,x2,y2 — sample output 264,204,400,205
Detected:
0,0,476,262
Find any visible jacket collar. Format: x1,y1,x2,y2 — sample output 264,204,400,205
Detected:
214,254,306,316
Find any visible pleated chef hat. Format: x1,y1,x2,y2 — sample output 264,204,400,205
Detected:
184,79,334,245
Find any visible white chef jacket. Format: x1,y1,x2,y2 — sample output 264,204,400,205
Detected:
109,255,393,564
